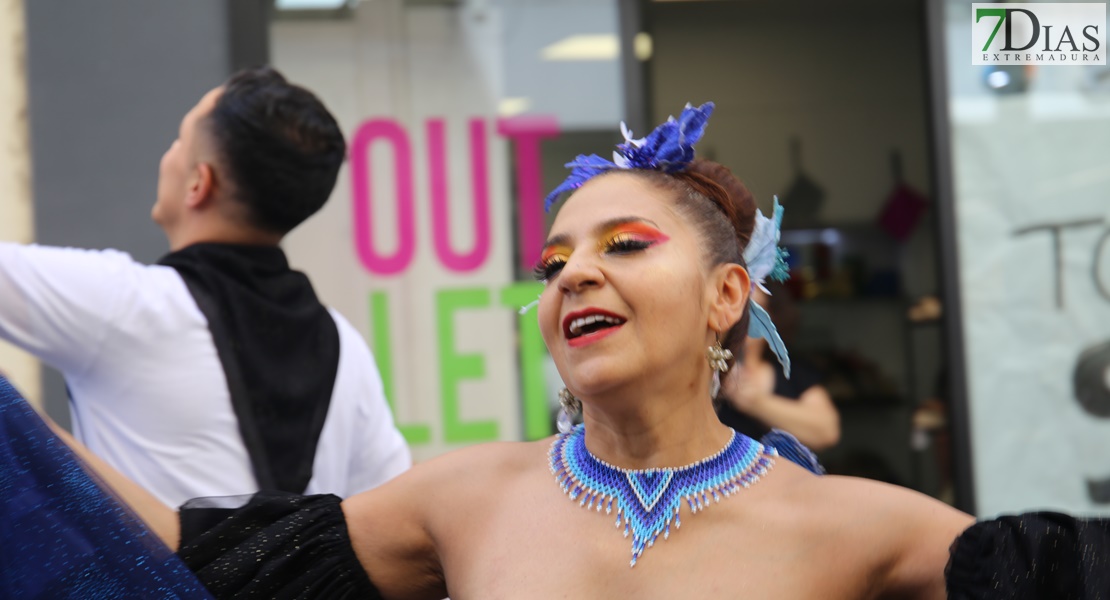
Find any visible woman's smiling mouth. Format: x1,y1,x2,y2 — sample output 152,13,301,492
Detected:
563,309,627,347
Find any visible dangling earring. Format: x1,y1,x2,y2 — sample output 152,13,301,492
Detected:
557,387,581,434
707,337,733,399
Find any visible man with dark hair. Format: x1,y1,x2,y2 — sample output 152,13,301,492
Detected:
0,67,411,507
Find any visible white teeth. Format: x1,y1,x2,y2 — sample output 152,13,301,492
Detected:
568,315,624,336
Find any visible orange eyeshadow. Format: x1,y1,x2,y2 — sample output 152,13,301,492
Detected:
604,222,670,243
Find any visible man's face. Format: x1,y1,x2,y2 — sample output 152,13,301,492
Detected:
152,87,222,231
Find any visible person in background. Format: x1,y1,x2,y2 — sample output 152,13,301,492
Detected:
0,67,410,508
717,281,840,450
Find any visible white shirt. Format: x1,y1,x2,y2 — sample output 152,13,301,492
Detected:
0,242,411,507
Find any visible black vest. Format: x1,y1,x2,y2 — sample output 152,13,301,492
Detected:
159,243,340,494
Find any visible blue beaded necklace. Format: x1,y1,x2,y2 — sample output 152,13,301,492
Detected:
549,424,776,567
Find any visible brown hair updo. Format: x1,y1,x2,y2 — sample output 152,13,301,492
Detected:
621,159,758,371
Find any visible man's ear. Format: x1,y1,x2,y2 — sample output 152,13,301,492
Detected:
184,163,216,209
708,263,750,333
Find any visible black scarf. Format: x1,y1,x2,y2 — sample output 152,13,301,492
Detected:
159,243,339,494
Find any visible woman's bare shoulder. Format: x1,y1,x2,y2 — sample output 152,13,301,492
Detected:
775,471,971,529
775,471,975,598
358,436,555,508
814,475,966,516
414,437,552,480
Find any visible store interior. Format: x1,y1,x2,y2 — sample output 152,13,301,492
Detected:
642,0,953,501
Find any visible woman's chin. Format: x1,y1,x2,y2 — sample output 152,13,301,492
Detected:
564,377,615,400
560,357,625,390
566,374,637,404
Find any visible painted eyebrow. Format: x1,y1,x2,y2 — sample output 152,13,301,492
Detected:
541,217,663,253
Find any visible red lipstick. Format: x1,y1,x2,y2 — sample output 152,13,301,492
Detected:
562,308,627,347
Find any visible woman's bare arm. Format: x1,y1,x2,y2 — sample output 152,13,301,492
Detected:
883,496,973,599
828,478,974,599
47,398,455,600
49,405,451,600
343,446,502,600
45,417,180,548
342,442,521,600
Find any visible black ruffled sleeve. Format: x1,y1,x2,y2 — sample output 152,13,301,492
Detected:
946,512,1110,599
178,492,382,600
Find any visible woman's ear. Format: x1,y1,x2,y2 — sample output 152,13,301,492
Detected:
708,263,750,332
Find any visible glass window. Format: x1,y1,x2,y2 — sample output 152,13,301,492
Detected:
940,0,1110,515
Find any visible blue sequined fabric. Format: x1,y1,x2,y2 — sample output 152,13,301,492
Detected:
759,428,825,475
549,424,776,567
0,375,211,599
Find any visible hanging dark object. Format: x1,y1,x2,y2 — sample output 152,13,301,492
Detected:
876,150,929,242
781,137,825,227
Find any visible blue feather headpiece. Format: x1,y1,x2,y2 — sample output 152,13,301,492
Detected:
543,102,792,377
743,198,792,377
543,102,715,212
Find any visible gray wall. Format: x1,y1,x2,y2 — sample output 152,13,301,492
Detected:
25,0,268,424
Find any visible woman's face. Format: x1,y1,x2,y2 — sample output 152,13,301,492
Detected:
537,173,719,399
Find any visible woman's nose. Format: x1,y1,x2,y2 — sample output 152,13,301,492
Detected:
557,253,604,294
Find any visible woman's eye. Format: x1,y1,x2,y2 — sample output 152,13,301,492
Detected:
602,235,653,254
532,257,566,282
